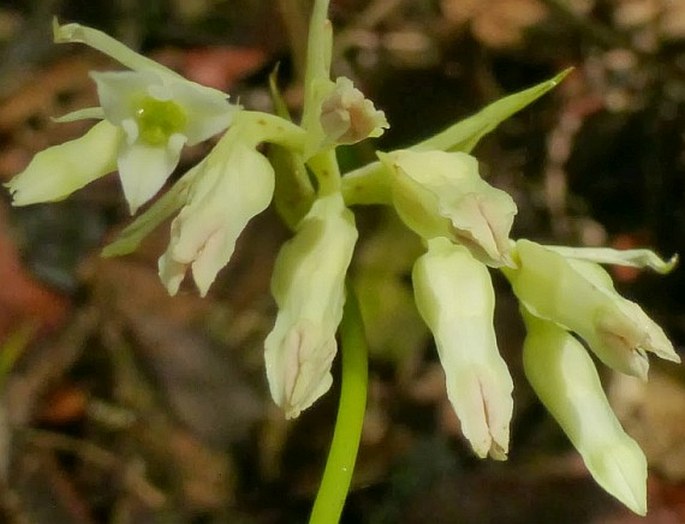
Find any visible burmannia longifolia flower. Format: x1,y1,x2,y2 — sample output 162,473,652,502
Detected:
522,310,648,515
378,150,517,267
6,20,237,214
264,193,357,419
413,237,514,459
504,239,680,379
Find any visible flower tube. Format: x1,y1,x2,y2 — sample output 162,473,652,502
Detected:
379,150,517,267
264,193,358,419
522,310,647,515
413,237,514,459
505,239,679,379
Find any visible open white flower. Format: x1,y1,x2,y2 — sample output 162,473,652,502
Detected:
6,21,237,214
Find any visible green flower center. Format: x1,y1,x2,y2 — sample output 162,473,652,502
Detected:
134,96,187,146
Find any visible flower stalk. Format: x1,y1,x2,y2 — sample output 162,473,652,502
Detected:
309,286,368,524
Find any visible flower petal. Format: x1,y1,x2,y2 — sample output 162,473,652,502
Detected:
90,70,155,125
117,133,186,214
5,120,120,205
167,79,237,145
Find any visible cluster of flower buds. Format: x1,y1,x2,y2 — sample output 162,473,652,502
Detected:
4,16,679,516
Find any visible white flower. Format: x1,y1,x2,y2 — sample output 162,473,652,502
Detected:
378,150,517,267
158,136,274,297
412,237,514,459
264,193,357,419
522,311,647,515
6,21,237,214
92,68,236,213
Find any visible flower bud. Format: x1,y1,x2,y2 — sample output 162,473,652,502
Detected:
379,150,517,267
412,237,513,459
5,120,121,205
320,77,388,146
158,139,274,297
505,240,679,379
522,311,647,515
264,193,358,419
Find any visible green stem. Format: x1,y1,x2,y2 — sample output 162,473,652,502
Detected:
309,286,368,524
341,160,392,206
308,149,341,196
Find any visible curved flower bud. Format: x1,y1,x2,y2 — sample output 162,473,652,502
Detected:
264,193,358,419
412,237,513,459
379,150,517,267
505,240,679,379
320,77,388,146
5,120,120,205
6,21,238,214
158,140,274,297
522,311,647,515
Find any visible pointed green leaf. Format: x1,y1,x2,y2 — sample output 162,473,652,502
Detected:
412,69,571,153
544,245,678,274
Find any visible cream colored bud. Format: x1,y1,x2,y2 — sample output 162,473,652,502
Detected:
379,150,517,267
413,237,513,459
320,77,388,146
264,193,358,419
522,311,647,515
504,240,679,379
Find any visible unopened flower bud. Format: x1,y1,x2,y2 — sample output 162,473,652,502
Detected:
5,120,120,205
379,150,517,267
264,193,358,419
413,237,513,459
522,311,647,515
158,139,274,297
505,240,679,379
